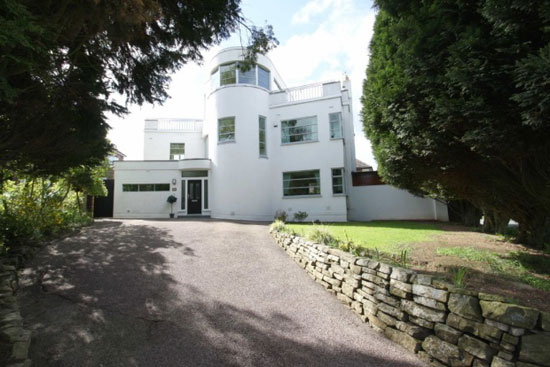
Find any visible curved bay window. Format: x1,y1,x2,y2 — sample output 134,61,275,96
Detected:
211,62,271,90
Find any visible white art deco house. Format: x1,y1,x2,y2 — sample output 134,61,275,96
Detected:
114,47,448,222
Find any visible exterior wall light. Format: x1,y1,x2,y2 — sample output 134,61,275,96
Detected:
172,179,177,185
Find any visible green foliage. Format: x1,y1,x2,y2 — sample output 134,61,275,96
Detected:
364,0,550,248
274,210,288,223
0,0,277,175
451,267,469,288
399,249,410,268
269,219,287,233
167,195,177,204
306,226,339,247
436,247,550,291
293,211,308,222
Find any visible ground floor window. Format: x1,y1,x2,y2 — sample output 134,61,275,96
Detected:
122,183,170,192
283,170,321,196
332,168,344,194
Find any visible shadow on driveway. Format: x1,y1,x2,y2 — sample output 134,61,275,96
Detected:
18,220,424,366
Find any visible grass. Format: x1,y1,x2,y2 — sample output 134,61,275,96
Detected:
436,247,550,291
286,221,444,254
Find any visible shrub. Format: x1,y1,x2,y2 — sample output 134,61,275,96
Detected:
269,220,287,233
293,211,308,222
307,225,338,247
274,210,288,222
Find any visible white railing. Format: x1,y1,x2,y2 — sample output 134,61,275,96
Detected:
144,119,203,132
270,81,341,106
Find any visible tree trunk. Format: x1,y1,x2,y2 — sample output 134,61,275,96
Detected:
482,210,510,234
518,213,550,250
448,200,482,227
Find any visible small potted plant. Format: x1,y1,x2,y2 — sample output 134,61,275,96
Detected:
167,195,177,218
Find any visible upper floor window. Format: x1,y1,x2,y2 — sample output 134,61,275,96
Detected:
218,117,235,142
259,116,267,157
211,62,271,90
220,63,237,85
283,170,321,196
329,112,343,139
170,143,185,160
281,116,318,144
258,66,270,89
332,168,344,194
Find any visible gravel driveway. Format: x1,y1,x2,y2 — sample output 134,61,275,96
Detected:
18,219,425,366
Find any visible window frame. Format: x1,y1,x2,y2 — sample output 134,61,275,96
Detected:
282,169,321,197
329,112,343,139
331,168,345,195
169,143,185,160
219,63,237,86
259,115,267,157
122,183,170,192
281,116,319,145
218,116,236,143
257,65,270,89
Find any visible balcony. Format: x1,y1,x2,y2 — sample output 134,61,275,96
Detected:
269,81,342,106
144,119,203,132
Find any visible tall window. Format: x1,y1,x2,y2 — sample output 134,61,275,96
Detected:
220,63,236,85
218,117,235,142
258,66,270,89
210,67,220,90
332,168,344,194
259,116,267,157
329,112,343,139
281,116,318,144
204,179,209,209
170,143,185,160
283,170,321,196
238,65,256,84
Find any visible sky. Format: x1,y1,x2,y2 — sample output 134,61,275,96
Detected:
107,0,378,167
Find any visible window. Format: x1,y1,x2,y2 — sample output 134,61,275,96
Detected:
332,168,344,194
283,170,321,197
170,143,185,160
220,63,236,85
181,170,208,177
123,184,170,192
258,65,270,89
218,117,235,142
238,64,256,84
181,181,185,210
329,112,343,139
281,116,318,144
259,116,267,156
204,179,209,209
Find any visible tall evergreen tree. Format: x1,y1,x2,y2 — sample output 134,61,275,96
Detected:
0,0,277,175
363,0,550,248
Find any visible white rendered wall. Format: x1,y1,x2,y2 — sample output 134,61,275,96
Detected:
268,95,348,222
348,185,449,222
143,131,205,160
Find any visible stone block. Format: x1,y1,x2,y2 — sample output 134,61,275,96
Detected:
414,274,433,286
343,276,360,288
378,262,392,274
375,292,400,307
447,313,502,343
390,267,414,282
519,333,550,367
497,350,514,361
337,293,352,306
412,284,449,303
342,283,356,298
413,295,446,311
434,323,462,345
499,342,515,353
377,271,390,280
409,315,435,329
366,260,380,270
509,327,525,336
350,265,362,275
377,311,398,327
473,359,490,367
396,321,431,339
448,293,483,321
490,357,515,367
322,276,342,287
389,285,410,299
362,299,378,316
458,334,497,361
541,311,550,332
369,314,387,332
479,301,539,329
501,333,518,346
378,302,406,320
331,264,345,274
401,299,447,323
516,362,544,367
385,327,420,353
351,301,363,315
485,319,510,332
355,258,369,267
362,273,388,288
422,335,472,366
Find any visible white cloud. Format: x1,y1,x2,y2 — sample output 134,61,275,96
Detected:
291,0,336,24
273,0,377,167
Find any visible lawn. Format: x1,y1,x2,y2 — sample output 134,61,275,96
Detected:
282,220,550,311
287,221,444,254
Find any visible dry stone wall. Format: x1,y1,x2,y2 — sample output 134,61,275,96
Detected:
272,230,550,367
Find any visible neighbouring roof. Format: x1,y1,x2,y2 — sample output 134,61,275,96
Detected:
355,159,373,172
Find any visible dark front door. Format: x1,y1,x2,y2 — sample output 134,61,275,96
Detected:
187,180,202,214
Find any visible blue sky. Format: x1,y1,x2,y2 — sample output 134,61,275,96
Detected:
107,0,378,166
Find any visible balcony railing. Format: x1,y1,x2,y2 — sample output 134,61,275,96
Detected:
144,119,203,132
269,81,341,106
